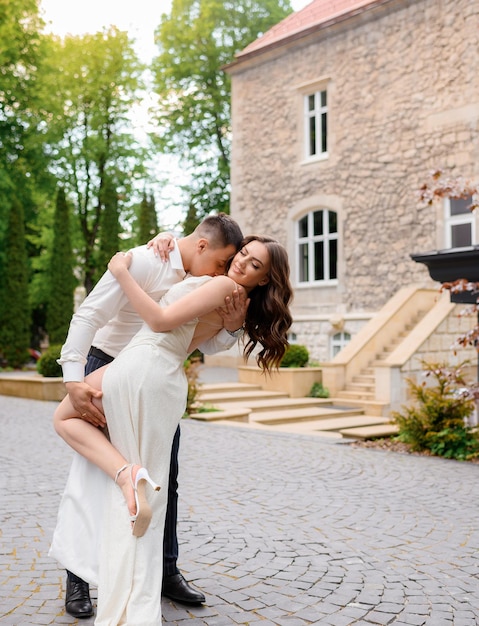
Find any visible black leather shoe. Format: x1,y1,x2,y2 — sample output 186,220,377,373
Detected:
162,572,205,605
65,572,94,618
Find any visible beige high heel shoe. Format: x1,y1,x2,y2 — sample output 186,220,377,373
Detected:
115,464,161,537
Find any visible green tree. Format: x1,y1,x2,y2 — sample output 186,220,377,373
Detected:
46,188,76,345
137,191,159,245
0,0,56,258
0,0,46,228
40,28,148,292
182,200,201,235
0,3,68,349
0,199,30,367
152,0,292,221
95,178,121,281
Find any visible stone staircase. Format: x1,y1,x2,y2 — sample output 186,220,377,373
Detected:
190,381,398,440
191,286,465,440
321,286,460,416
333,309,429,412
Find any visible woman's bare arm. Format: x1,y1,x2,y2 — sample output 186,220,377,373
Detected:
108,252,236,332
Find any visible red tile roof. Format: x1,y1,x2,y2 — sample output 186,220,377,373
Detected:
238,0,382,58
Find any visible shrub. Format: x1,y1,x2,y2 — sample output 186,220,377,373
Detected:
391,361,479,461
184,356,202,415
280,344,309,368
308,382,329,398
36,344,63,378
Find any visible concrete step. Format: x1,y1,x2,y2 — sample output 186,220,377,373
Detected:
198,382,262,393
339,424,399,439
215,397,332,413
189,407,250,422
336,389,376,401
250,405,364,425
345,382,375,394
193,377,395,437
351,375,375,384
328,398,389,417
198,389,290,404
256,415,391,433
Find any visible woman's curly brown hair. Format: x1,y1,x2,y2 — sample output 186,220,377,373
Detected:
238,235,293,372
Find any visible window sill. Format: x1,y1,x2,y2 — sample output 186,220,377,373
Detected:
300,153,329,166
295,280,338,289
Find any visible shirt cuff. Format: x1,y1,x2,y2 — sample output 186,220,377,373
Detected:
226,326,245,339
59,361,85,383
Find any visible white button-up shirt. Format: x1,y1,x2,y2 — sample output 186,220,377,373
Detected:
59,243,235,382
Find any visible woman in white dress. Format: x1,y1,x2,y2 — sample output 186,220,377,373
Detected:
50,235,293,625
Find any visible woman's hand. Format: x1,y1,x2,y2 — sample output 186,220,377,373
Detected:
146,232,175,262
108,251,132,278
216,285,249,332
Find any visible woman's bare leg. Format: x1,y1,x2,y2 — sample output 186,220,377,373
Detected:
53,365,138,516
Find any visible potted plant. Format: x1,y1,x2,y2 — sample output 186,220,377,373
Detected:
237,344,323,398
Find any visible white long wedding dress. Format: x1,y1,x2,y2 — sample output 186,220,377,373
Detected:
50,276,212,625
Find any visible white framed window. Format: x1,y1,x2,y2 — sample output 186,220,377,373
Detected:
297,209,338,284
444,196,474,248
331,331,351,358
304,90,328,160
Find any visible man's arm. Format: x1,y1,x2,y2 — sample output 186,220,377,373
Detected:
59,247,158,426
58,269,128,382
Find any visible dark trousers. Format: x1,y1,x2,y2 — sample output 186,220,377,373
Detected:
68,348,180,584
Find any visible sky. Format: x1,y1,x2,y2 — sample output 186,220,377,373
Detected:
40,0,312,60
39,0,312,227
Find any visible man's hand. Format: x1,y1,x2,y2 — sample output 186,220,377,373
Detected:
216,285,249,332
65,381,106,428
146,232,175,262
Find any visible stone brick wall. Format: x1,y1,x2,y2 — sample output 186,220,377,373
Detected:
398,304,478,406
403,304,477,378
228,0,479,359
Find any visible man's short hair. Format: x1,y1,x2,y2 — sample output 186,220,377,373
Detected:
195,213,243,251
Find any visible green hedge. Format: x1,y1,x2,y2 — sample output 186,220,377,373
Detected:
37,344,63,378
280,344,309,368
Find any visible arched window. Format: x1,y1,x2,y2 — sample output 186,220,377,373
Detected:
331,331,351,358
297,209,338,284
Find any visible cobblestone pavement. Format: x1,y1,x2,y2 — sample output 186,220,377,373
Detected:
1,394,479,625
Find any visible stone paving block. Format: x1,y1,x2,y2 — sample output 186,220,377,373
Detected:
256,606,291,621
454,609,479,620
423,612,453,624
394,614,427,625
320,614,366,626
268,618,311,626
3,396,479,624
361,609,398,624
227,610,265,624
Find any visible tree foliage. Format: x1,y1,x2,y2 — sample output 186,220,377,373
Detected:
46,188,76,345
152,0,292,220
418,168,479,212
0,0,46,203
0,0,56,257
39,28,148,292
137,191,159,245
0,199,30,367
95,178,121,282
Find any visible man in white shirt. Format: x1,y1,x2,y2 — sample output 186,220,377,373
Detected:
58,214,247,618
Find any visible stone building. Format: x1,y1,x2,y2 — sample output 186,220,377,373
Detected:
221,0,479,412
